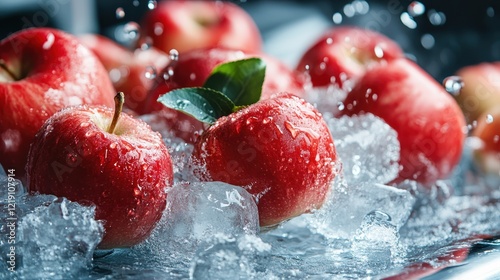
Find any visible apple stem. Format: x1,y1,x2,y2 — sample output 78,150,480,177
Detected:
108,92,125,134
0,59,18,81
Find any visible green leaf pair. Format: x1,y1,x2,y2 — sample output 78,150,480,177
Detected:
157,58,266,125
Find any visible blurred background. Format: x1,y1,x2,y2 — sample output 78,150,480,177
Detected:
1,0,500,82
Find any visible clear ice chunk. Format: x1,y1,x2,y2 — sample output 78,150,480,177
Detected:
139,181,259,254
326,113,400,185
308,181,415,240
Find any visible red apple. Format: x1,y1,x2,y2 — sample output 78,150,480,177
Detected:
340,58,466,186
138,0,262,54
454,62,500,124
192,93,338,227
26,93,174,248
0,28,115,177
471,108,500,176
79,34,170,113
296,26,404,88
138,47,305,142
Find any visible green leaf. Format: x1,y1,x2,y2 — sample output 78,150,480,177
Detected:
203,58,266,106
157,87,236,124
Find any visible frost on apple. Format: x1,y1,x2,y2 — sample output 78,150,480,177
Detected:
326,113,400,185
0,172,103,279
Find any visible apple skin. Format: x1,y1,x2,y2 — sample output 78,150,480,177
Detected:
340,59,466,186
78,34,170,113
296,26,404,88
0,28,115,177
471,108,500,177
192,93,338,227
454,62,500,124
26,105,174,249
138,47,306,143
138,0,262,54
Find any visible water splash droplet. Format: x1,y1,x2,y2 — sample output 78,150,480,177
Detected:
374,45,384,58
115,7,125,19
337,102,345,111
420,33,435,49
123,22,140,40
169,49,179,61
442,76,464,96
486,114,494,124
408,1,425,17
428,9,446,25
144,66,157,80
154,22,164,36
147,0,157,10
332,12,343,24
162,66,174,80
343,4,356,17
132,0,139,7
400,12,417,29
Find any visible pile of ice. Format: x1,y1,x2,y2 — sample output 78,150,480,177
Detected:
0,171,103,279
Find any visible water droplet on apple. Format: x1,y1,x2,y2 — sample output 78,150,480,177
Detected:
80,122,90,128
442,76,464,96
123,22,140,40
262,116,273,124
374,45,384,58
169,49,179,61
486,114,494,124
189,73,196,81
407,1,425,17
162,66,174,80
115,7,125,19
154,22,164,36
147,0,157,10
134,186,142,196
109,142,117,149
139,37,153,50
494,135,499,143
128,209,136,217
337,102,345,111
85,131,95,137
144,66,157,80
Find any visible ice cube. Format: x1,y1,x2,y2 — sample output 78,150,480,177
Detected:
308,180,415,240
326,113,400,185
138,181,259,254
351,210,405,266
189,234,273,280
0,191,103,279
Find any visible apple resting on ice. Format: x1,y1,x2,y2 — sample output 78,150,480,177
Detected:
340,58,466,186
26,93,173,248
138,0,262,54
79,34,170,113
296,26,404,88
454,62,500,125
471,108,500,177
138,47,305,142
0,28,115,176
158,59,338,227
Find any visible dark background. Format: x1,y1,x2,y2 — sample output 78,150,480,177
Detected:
1,0,500,82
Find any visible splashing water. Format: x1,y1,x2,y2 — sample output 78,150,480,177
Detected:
443,76,464,96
